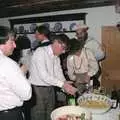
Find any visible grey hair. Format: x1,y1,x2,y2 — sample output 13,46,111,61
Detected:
0,26,16,44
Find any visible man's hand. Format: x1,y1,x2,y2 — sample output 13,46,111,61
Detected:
84,74,90,83
63,81,77,95
20,64,28,74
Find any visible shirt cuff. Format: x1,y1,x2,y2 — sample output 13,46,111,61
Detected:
56,80,64,88
69,75,76,81
88,72,92,77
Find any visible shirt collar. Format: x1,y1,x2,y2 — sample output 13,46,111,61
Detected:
0,49,4,55
47,45,57,58
41,39,49,43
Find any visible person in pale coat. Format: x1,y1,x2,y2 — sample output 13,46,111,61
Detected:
67,38,99,95
75,25,105,88
75,24,105,61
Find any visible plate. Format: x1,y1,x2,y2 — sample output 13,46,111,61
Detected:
30,23,37,32
69,22,77,31
53,22,62,32
42,23,50,30
19,25,24,33
77,93,112,114
51,106,91,120
14,27,17,33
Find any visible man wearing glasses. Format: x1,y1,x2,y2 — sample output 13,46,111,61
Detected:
29,34,77,120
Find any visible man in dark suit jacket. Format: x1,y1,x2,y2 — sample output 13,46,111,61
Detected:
32,25,51,50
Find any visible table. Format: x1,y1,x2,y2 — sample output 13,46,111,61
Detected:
92,106,120,120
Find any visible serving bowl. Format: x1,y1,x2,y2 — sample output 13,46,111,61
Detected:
77,93,112,114
51,105,92,120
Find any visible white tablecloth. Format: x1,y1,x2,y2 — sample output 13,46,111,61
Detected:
92,107,120,120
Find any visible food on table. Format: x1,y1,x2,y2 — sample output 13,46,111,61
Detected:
77,94,112,114
56,113,89,120
78,100,109,109
51,106,92,120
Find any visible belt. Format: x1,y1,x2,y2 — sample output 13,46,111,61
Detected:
0,106,22,114
33,85,54,88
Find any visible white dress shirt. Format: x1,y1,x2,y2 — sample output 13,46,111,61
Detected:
0,50,32,111
29,45,66,88
67,48,99,81
85,36,105,61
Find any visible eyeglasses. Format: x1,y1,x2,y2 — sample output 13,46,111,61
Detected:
58,40,68,51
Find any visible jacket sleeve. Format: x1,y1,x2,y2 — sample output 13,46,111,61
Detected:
67,56,76,81
85,48,99,77
85,37,105,61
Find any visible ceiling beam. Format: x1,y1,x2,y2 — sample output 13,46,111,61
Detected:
0,0,114,18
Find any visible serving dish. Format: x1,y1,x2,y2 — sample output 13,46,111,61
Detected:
77,93,112,114
51,105,92,120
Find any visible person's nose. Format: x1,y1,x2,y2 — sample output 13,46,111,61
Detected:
13,41,16,48
35,34,37,38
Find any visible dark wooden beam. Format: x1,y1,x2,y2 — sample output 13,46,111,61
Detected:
0,0,114,18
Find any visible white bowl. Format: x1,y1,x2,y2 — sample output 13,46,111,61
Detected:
51,105,91,120
77,93,112,114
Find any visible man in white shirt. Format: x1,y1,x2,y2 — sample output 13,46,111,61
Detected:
0,26,32,120
29,34,77,120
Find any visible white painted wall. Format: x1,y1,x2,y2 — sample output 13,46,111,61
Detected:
0,5,120,43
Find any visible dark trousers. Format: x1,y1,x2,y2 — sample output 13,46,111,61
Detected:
23,101,31,120
92,62,101,89
0,107,24,120
31,85,55,120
